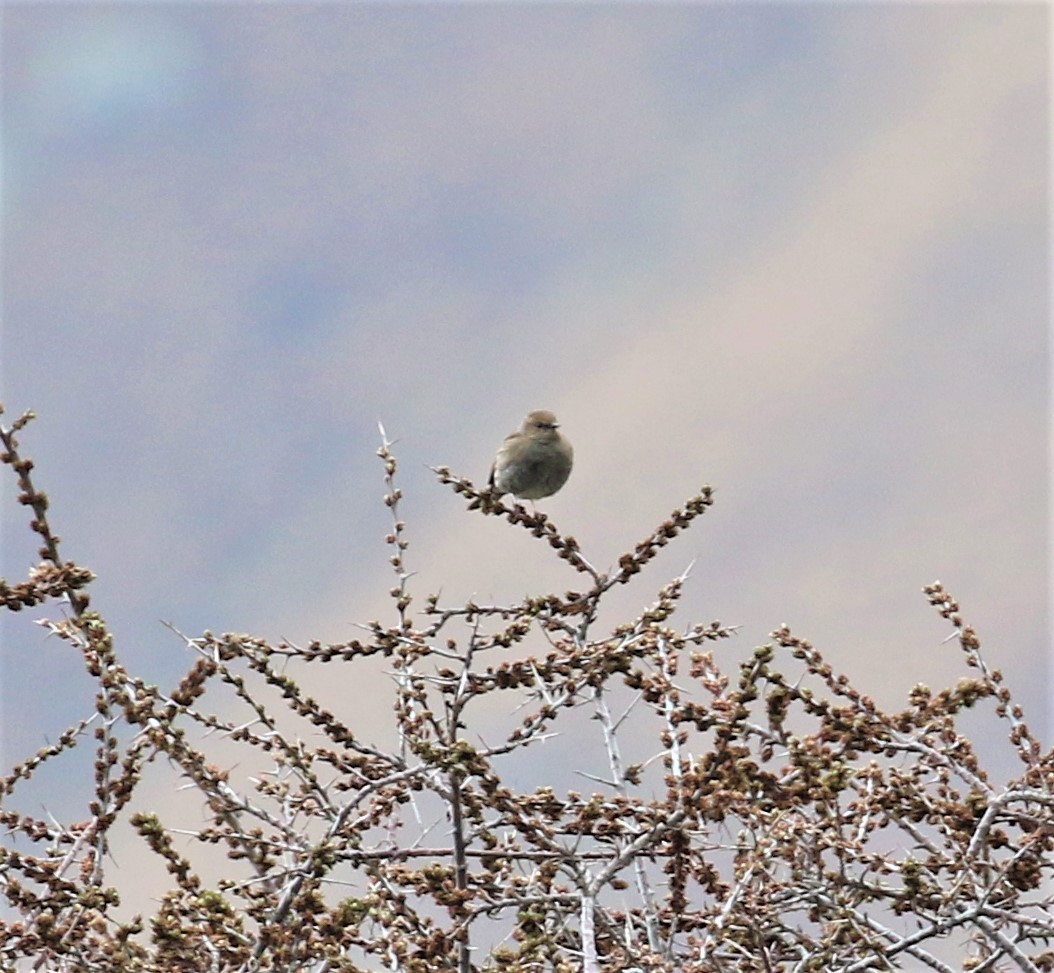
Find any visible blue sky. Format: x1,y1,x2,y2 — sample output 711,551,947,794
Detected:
1,2,1049,891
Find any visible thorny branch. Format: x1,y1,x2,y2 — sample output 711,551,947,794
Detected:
1,402,1051,973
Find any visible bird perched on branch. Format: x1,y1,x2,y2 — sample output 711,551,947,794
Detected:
488,410,573,502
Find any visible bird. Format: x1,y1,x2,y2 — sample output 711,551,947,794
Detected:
488,410,573,502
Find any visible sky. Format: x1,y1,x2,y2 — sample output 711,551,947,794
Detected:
1,0,1050,916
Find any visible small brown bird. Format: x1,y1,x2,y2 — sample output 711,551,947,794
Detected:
488,410,573,501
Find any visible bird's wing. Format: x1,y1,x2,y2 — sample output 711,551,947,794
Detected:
489,431,521,487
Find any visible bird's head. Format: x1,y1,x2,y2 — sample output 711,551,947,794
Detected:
524,410,560,439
